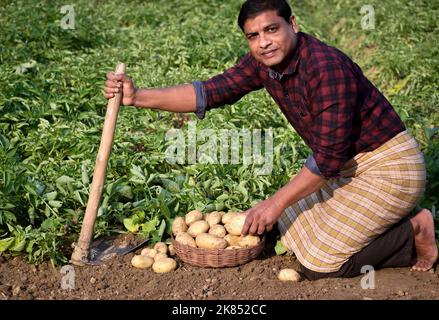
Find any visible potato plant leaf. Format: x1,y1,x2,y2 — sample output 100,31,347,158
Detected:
274,240,288,256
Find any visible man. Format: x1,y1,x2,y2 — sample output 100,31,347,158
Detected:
104,0,437,279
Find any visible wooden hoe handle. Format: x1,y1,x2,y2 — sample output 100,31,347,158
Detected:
71,63,125,265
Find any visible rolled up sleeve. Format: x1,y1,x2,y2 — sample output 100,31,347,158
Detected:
304,154,322,176
310,66,359,179
195,53,263,118
192,81,208,119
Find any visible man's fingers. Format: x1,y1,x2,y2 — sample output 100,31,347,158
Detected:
104,71,134,103
106,72,119,81
248,220,259,235
106,72,123,81
104,86,120,94
257,223,266,235
107,72,130,82
242,214,253,235
266,223,274,233
105,80,120,88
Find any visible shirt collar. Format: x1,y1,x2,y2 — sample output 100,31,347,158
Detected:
266,31,303,80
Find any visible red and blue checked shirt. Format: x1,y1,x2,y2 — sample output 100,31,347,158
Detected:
193,32,405,179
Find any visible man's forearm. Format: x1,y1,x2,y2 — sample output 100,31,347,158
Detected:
271,166,327,210
133,83,197,113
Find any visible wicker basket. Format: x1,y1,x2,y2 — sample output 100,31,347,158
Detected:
171,235,265,268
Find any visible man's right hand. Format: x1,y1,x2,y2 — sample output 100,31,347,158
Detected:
104,72,137,106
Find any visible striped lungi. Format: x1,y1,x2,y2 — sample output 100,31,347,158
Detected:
277,130,426,273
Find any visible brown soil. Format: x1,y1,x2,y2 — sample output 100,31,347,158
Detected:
1,234,438,301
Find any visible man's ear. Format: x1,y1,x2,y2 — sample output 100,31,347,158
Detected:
290,16,299,33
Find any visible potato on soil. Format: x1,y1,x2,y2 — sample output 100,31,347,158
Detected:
131,255,154,269
152,257,177,273
208,224,227,238
225,214,246,236
168,244,175,256
187,220,209,238
238,235,260,247
185,210,203,225
172,217,188,236
278,269,301,282
175,232,197,247
154,252,168,261
224,234,240,247
140,248,157,258
205,211,222,227
153,242,168,254
221,212,236,225
195,233,228,249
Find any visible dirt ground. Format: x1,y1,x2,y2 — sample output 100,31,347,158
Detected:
1,233,438,301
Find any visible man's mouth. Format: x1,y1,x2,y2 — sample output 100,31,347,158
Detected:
261,49,278,58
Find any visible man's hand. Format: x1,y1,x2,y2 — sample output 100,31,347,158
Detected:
241,166,327,236
241,197,284,236
104,72,137,106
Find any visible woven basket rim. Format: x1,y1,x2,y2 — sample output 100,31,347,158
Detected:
171,234,266,250
171,234,265,268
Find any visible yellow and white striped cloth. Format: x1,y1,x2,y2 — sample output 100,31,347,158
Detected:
278,130,426,273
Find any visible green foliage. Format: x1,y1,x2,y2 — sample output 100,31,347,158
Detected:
274,240,288,256
0,0,437,264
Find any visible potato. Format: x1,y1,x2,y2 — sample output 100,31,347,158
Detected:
185,210,203,225
203,212,209,220
209,224,227,238
154,252,168,261
140,248,157,258
224,234,240,247
152,257,177,273
221,212,236,225
168,244,175,256
172,217,188,236
175,232,197,247
238,235,260,248
205,211,222,227
187,220,209,238
195,233,228,249
153,242,168,254
278,269,301,282
131,255,154,269
225,214,247,236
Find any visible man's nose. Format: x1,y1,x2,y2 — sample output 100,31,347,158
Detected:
259,34,272,49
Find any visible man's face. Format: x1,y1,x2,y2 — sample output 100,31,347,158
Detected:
243,10,299,71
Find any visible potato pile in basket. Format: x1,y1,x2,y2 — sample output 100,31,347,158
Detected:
130,210,261,273
173,210,261,249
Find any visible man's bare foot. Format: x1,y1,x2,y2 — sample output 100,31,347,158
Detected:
410,209,438,272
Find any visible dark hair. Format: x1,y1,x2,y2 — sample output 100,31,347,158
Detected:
238,0,292,31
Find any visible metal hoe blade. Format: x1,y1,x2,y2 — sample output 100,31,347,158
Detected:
71,237,149,266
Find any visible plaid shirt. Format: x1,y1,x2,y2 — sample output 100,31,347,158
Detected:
194,32,405,179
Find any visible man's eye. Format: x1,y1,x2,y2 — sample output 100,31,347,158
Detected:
268,27,278,32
